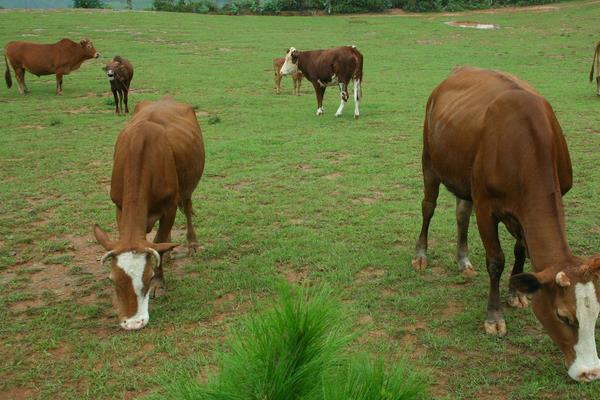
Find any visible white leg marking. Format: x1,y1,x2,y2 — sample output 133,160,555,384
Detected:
335,83,346,117
568,282,600,381
354,79,361,118
116,252,151,330
316,107,324,116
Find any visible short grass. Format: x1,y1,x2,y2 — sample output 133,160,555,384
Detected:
1,2,600,399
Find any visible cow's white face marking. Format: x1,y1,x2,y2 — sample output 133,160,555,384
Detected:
567,282,600,382
116,252,150,330
280,47,298,76
107,69,115,81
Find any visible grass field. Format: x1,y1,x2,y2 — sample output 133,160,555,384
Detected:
1,2,600,399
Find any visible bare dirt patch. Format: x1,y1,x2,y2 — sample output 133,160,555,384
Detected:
355,267,386,283
224,180,254,192
352,190,384,205
445,21,499,29
277,263,309,284
324,172,342,180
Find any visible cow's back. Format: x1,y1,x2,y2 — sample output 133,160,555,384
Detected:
424,67,570,200
133,99,204,199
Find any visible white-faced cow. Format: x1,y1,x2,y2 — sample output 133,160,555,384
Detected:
280,46,363,118
4,38,100,95
590,40,600,96
93,97,205,331
413,67,600,382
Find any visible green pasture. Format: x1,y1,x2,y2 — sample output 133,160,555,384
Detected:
1,1,599,399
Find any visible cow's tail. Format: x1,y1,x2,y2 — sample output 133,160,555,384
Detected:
4,55,12,89
590,41,600,83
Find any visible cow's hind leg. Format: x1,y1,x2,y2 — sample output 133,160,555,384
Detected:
182,198,198,255
353,78,361,118
476,206,507,336
456,198,476,278
275,72,282,95
55,72,64,95
149,206,177,298
412,154,440,271
14,68,27,94
507,239,529,308
124,88,129,113
335,82,349,117
597,76,600,96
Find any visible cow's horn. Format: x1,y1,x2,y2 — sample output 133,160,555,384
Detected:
145,248,161,267
100,250,115,265
555,271,571,287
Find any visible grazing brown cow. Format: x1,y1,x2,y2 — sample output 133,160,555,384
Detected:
280,46,363,118
413,67,600,382
103,56,134,114
93,97,205,330
4,38,100,95
273,57,302,96
590,40,600,96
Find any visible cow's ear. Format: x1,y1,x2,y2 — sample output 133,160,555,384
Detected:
93,224,115,251
80,39,87,47
153,242,179,254
284,48,289,54
510,273,541,294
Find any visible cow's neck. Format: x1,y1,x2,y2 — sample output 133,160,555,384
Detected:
118,172,151,243
518,190,575,271
297,53,310,78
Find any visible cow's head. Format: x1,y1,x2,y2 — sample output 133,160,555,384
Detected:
102,58,121,82
280,47,299,76
93,225,177,330
511,258,600,382
80,38,100,59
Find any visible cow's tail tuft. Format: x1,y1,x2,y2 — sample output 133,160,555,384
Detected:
4,55,12,89
590,41,600,83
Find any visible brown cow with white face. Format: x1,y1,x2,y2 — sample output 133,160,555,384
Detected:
93,97,205,330
4,38,100,95
280,46,362,118
413,67,600,382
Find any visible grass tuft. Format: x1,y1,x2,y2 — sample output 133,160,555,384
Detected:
161,285,428,400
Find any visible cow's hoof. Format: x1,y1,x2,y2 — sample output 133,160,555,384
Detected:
149,277,166,299
354,114,360,119
188,242,199,257
507,291,529,308
411,255,427,271
484,319,507,336
316,108,324,116
458,259,477,279
334,113,342,118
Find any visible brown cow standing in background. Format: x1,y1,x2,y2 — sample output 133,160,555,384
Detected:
93,97,205,331
103,56,134,115
280,46,363,118
413,67,600,382
590,40,600,96
4,38,100,95
273,57,302,96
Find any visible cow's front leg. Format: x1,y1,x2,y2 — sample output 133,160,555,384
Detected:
476,207,507,336
55,72,64,95
112,89,120,114
313,82,326,115
150,206,176,298
335,82,348,117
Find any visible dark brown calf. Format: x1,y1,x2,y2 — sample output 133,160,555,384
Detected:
280,46,362,118
413,67,600,381
4,38,100,94
93,97,205,330
103,56,134,115
273,57,302,96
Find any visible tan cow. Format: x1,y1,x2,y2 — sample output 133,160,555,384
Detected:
93,97,205,330
590,40,600,96
413,67,600,382
273,57,302,96
4,38,100,95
